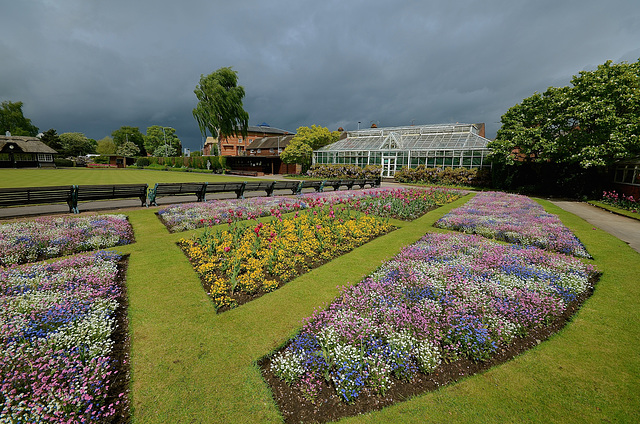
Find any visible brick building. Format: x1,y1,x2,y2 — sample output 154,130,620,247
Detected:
226,134,299,175
202,124,292,157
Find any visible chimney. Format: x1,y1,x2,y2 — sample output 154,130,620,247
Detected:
475,123,485,138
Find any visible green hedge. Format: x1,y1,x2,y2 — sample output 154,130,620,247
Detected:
136,156,226,172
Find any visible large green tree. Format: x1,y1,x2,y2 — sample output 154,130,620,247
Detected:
58,132,95,157
0,101,39,136
193,67,249,155
144,126,182,156
280,125,340,168
490,59,640,168
112,126,146,156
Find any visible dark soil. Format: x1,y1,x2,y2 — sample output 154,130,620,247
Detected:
258,277,598,424
104,256,132,424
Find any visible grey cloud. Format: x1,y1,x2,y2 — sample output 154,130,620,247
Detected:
1,0,639,149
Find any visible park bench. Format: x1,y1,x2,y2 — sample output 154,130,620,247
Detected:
351,179,367,189
298,180,325,193
73,184,148,213
326,179,355,191
226,170,259,177
202,182,246,201
269,180,301,196
364,178,381,188
0,185,75,212
148,182,206,206
241,181,277,198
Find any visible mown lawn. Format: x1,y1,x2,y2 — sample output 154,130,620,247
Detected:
0,167,250,188
103,194,640,423
3,169,638,423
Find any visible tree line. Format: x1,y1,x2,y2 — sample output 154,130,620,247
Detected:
0,100,184,158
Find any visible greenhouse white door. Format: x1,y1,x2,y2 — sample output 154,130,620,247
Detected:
382,155,396,177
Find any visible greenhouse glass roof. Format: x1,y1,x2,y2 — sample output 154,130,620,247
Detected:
316,123,491,152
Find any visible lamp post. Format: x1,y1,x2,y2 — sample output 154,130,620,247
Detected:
162,127,168,158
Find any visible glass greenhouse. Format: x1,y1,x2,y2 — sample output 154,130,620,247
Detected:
313,123,492,177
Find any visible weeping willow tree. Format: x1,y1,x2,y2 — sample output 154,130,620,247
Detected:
192,67,249,155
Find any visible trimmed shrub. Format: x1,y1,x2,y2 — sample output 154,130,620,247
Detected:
306,164,381,179
93,155,110,164
54,158,74,167
394,166,491,187
136,157,151,167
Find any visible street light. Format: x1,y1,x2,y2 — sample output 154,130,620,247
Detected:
162,127,168,158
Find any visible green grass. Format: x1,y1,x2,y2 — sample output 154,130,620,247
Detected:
588,200,640,222
104,194,640,423
4,171,639,422
0,168,253,188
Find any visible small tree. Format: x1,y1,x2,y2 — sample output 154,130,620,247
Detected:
280,139,313,170
112,126,146,156
193,67,249,155
39,128,62,152
116,140,141,157
153,144,177,157
280,125,340,170
144,125,182,156
96,136,117,155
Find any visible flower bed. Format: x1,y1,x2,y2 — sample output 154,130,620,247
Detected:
158,196,318,232
159,187,462,232
345,187,463,220
434,192,591,258
179,207,394,311
264,232,598,420
0,251,128,423
601,190,639,214
0,214,134,267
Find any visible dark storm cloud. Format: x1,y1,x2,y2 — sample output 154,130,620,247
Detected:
1,0,639,150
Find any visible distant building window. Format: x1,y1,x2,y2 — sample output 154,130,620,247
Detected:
257,149,261,154
278,148,283,154
37,153,53,162
238,138,243,143
250,150,255,154
269,149,274,153
615,165,639,186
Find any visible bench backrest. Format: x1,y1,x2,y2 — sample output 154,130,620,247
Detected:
75,184,148,201
0,186,74,207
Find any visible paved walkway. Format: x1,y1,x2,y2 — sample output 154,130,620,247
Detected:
550,200,640,254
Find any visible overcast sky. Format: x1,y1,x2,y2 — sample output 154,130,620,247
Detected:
2,0,639,151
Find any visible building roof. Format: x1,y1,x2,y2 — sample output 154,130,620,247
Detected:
0,135,58,154
247,125,292,135
247,135,294,150
203,125,294,146
315,123,491,152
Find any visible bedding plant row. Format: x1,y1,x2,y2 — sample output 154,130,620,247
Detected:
0,251,129,423
264,232,599,422
0,214,134,267
179,207,394,312
434,191,591,258
176,187,463,312
159,187,463,232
